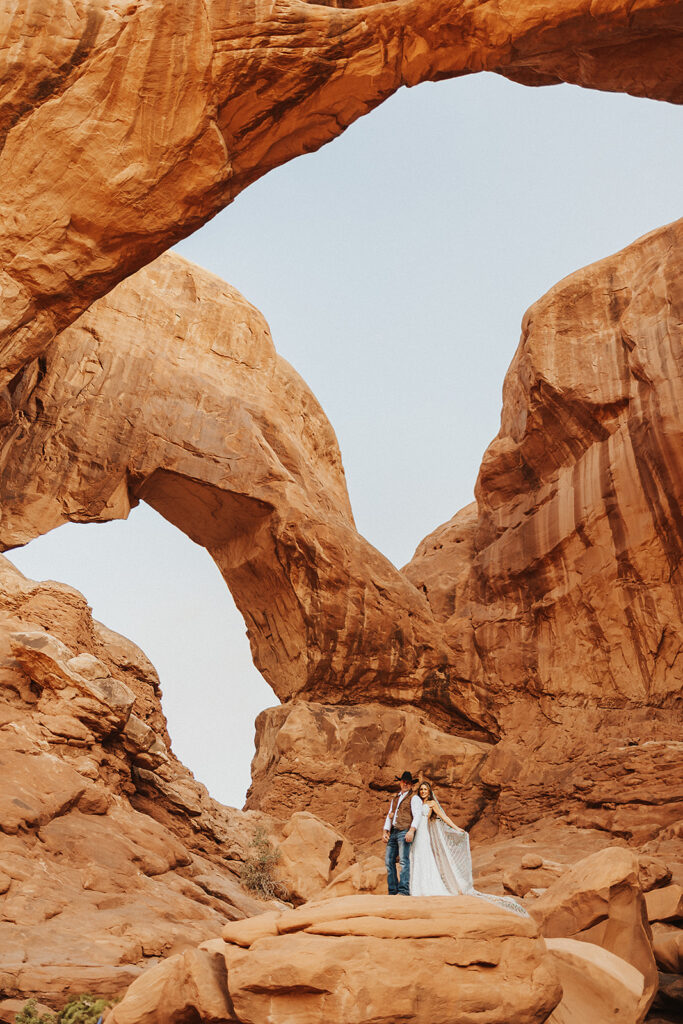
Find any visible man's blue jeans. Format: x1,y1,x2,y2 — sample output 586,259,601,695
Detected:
385,828,410,895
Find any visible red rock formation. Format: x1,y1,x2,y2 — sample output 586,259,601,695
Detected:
2,0,682,385
1,225,681,853
404,218,683,840
406,218,683,712
0,251,487,734
2,4,682,1019
530,846,658,1017
108,895,562,1024
0,555,352,1004
544,938,646,1024
247,700,493,845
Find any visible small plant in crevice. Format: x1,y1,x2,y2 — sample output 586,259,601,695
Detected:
16,995,112,1024
240,826,290,901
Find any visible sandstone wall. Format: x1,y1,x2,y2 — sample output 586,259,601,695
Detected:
2,2,683,1018
406,219,683,712
0,555,272,1002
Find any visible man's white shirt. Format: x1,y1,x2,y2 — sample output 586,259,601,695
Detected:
384,792,422,832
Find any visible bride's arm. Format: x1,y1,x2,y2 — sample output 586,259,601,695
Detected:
429,801,465,833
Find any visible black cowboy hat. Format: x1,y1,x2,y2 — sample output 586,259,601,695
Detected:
395,771,417,784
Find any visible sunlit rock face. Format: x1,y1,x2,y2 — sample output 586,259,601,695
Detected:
0,252,485,734
2,0,682,385
0,556,373,1004
0,555,272,1004
108,895,562,1024
246,701,493,846
247,220,683,846
402,218,683,840
1,225,682,852
406,218,683,712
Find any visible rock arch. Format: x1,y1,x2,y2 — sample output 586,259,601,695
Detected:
2,0,682,384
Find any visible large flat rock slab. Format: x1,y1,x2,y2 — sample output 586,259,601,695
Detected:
109,894,561,1024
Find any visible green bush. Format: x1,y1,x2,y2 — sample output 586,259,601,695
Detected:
15,999,54,1024
16,995,111,1024
241,826,289,900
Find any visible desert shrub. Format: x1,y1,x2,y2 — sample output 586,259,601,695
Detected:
241,826,289,900
15,1000,54,1024
16,995,111,1024
58,995,110,1024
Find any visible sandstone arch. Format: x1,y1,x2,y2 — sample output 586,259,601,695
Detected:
0,251,491,735
1,223,681,844
1,0,682,385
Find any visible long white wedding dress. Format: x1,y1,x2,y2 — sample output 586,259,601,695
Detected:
409,804,528,916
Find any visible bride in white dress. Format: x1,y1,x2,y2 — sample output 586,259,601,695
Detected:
409,781,528,916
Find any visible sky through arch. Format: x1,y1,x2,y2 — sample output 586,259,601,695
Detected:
9,72,683,809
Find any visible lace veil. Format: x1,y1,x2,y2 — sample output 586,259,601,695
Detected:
427,790,529,917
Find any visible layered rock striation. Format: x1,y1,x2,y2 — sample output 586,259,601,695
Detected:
2,2,683,1020
0,253,483,733
0,556,353,1004
404,217,683,838
108,894,563,1024
406,218,683,712
2,224,682,852
2,0,683,386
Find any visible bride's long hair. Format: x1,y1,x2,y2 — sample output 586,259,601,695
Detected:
416,779,434,802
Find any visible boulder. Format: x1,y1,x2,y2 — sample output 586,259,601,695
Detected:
117,895,561,1024
225,895,560,1024
276,812,355,903
638,856,672,893
645,884,683,923
530,847,657,1018
106,947,233,1024
318,856,386,899
10,630,135,733
651,923,683,974
544,937,644,1024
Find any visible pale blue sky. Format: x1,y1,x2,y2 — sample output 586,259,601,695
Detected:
9,73,682,808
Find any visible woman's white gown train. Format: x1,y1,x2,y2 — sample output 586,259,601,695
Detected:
409,805,528,916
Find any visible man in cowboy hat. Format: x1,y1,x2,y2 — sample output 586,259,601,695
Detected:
383,770,422,895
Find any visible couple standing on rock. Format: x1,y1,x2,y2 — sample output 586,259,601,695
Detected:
383,770,528,915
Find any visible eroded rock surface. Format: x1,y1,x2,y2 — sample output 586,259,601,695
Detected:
530,847,658,1017
108,894,561,1024
1,224,681,852
2,0,682,386
0,556,343,1004
404,218,683,839
247,700,492,846
545,938,645,1024
406,218,683,711
0,252,489,736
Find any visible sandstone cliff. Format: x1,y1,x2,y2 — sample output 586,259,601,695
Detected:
0,253,481,734
0,554,270,1002
0,554,365,1005
403,217,683,843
